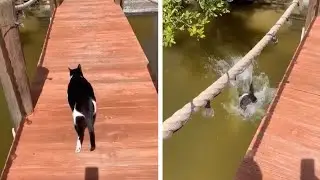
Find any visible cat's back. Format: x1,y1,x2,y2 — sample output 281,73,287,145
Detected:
68,77,92,97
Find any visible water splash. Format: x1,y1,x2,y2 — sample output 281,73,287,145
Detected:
214,57,276,120
202,108,215,118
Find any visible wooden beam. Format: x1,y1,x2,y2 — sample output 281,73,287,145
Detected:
0,30,23,129
0,0,33,116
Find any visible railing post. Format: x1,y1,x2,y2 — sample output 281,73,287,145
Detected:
0,31,24,129
49,0,57,15
0,0,33,128
114,0,123,8
304,0,320,29
316,0,320,16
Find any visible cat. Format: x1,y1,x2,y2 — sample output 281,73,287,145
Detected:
239,82,257,111
67,64,97,153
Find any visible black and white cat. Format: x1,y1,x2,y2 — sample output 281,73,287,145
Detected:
67,64,97,153
239,82,257,111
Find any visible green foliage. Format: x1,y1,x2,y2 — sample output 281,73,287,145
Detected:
163,0,230,47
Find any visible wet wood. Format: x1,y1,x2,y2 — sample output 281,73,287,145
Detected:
1,0,158,179
235,17,320,180
0,0,33,120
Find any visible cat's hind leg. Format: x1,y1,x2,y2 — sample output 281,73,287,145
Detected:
74,123,85,153
73,109,85,153
88,123,96,151
74,125,81,153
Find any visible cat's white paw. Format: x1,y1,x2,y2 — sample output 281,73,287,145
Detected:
75,146,81,153
75,139,81,153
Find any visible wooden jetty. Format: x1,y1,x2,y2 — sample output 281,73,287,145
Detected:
0,0,158,179
235,3,320,180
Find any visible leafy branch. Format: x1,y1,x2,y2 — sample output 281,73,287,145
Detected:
163,0,230,47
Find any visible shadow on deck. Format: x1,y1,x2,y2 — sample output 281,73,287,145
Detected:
235,158,319,180
301,159,319,180
31,67,49,107
85,167,99,180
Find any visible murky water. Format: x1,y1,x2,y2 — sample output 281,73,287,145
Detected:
127,14,158,83
163,5,304,180
0,12,49,172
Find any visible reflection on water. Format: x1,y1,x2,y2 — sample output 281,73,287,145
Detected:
164,5,303,180
20,13,50,79
0,12,49,172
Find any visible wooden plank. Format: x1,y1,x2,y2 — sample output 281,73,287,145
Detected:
1,0,158,179
235,17,320,180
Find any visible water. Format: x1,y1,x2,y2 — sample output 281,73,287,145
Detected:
214,58,275,120
127,14,158,84
163,5,304,180
0,12,50,172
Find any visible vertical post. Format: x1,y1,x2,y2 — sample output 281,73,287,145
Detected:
316,0,320,16
0,0,33,120
304,0,320,29
49,0,57,16
114,0,123,8
0,30,23,129
301,26,305,41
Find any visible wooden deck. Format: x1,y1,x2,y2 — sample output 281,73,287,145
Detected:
235,17,320,179
1,0,158,179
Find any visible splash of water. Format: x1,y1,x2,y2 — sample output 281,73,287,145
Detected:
214,57,276,120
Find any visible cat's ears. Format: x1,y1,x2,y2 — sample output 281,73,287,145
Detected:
68,64,81,71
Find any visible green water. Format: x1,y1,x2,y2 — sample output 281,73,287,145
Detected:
127,14,158,83
0,13,50,172
163,5,304,180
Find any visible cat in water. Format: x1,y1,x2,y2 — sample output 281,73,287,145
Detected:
239,82,257,111
67,64,97,153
